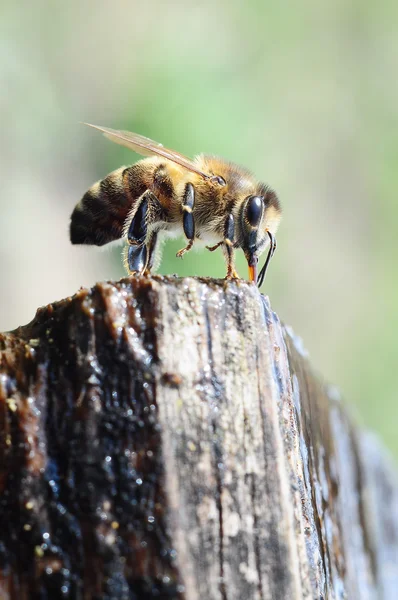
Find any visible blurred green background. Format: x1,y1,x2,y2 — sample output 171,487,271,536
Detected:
1,1,397,455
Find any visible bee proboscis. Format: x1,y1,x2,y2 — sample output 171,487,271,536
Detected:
70,124,282,286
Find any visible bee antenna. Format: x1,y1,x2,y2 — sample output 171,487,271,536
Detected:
258,231,277,288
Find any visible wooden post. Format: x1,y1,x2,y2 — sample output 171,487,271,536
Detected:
0,277,397,599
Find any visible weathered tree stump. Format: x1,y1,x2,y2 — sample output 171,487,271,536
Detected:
0,276,397,599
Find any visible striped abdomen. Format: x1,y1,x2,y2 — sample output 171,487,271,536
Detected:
70,164,150,246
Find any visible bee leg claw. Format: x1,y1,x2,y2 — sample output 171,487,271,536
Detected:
225,269,240,280
176,239,194,258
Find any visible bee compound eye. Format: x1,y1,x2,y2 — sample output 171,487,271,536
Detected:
245,195,263,228
210,175,226,187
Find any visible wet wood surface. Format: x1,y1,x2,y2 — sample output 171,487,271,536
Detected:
0,276,397,599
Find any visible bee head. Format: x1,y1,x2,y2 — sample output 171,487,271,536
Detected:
239,186,282,284
240,195,264,283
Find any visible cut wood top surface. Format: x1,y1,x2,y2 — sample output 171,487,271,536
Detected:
0,276,397,600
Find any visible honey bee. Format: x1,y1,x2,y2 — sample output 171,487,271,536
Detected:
70,124,281,286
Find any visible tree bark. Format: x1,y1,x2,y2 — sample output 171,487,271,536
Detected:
0,276,397,600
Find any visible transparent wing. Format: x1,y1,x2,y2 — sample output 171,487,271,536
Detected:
84,123,210,179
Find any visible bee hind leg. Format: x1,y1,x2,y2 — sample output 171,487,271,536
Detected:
124,244,148,274
124,231,160,276
126,190,161,246
145,232,160,274
124,190,164,276
177,183,195,258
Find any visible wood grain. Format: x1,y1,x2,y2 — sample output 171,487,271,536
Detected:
0,276,396,599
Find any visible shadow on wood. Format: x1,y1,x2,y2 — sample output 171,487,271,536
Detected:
0,276,397,599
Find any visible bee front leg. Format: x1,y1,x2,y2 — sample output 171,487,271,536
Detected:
223,214,239,279
177,183,195,258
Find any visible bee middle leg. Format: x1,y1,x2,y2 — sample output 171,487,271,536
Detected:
177,183,195,258
206,241,223,252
